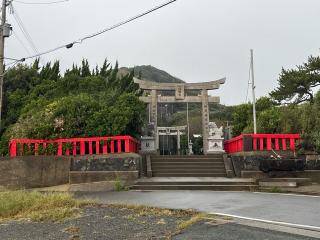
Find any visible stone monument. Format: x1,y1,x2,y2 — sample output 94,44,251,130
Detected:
140,122,157,154
207,122,225,153
188,140,194,155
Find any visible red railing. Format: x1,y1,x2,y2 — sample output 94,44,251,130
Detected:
224,134,300,154
9,136,140,157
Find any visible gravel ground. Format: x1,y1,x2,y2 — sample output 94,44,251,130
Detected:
0,206,191,240
0,206,318,240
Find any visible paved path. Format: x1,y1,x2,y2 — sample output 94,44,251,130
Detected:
75,191,320,230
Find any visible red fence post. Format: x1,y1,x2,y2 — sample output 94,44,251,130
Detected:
34,143,39,156
73,142,77,156
111,141,115,153
80,140,85,156
125,139,130,153
275,138,279,151
96,141,100,154
266,137,272,151
9,140,17,157
259,137,264,151
117,140,122,153
43,143,47,156
57,142,63,156
253,137,257,151
290,138,296,151
282,138,287,150
89,141,93,155
102,140,107,154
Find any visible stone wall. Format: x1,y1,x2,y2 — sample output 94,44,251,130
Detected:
69,153,142,184
304,154,320,170
230,152,320,180
229,153,305,178
0,156,70,190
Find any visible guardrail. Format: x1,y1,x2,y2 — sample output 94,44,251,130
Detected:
224,134,300,154
9,136,140,157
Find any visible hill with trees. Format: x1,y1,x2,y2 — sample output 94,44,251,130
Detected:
119,65,184,83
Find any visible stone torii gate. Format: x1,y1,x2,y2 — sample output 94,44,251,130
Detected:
158,126,186,155
134,77,226,155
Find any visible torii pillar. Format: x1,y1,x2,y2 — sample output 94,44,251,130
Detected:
201,90,210,154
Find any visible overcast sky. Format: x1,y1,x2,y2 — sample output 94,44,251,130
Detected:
6,0,320,105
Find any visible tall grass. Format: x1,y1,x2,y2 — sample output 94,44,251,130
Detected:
0,191,92,222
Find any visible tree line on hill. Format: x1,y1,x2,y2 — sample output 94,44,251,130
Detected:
0,59,145,155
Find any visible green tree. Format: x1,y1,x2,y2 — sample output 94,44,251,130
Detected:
270,56,320,104
231,103,252,136
256,107,281,134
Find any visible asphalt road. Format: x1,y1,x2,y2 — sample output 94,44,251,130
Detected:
174,222,317,240
75,191,320,230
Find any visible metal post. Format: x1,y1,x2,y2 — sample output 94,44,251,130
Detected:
167,134,169,155
0,0,8,130
187,101,190,155
148,103,151,123
177,130,180,155
250,49,257,134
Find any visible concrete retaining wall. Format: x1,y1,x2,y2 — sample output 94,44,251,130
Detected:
230,152,320,182
69,153,142,185
69,171,139,184
304,154,320,170
0,156,70,190
70,153,141,171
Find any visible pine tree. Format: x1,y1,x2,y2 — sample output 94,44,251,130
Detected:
80,59,91,77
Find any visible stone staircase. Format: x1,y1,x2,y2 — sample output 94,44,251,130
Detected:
131,154,258,191
151,154,227,177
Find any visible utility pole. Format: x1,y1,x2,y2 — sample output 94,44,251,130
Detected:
250,49,257,134
0,0,11,130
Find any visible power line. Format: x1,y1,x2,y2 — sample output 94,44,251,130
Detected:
79,0,177,42
11,5,39,55
14,0,177,61
2,60,20,76
13,0,69,5
4,59,19,67
12,30,32,55
2,56,20,61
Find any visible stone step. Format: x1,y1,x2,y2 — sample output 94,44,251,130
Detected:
151,155,224,159
151,162,225,166
153,169,226,173
153,173,227,177
131,184,257,191
151,159,224,163
135,181,256,186
259,178,312,188
152,166,226,170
